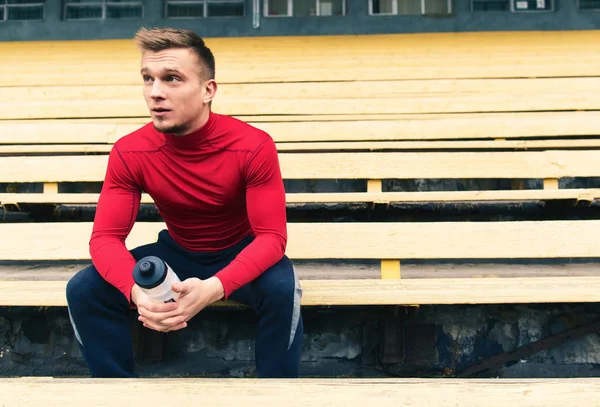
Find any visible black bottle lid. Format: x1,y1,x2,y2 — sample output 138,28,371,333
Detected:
132,256,168,289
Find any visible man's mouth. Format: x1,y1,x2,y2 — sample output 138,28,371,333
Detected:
152,108,171,116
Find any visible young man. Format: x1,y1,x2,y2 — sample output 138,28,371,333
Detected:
66,27,303,378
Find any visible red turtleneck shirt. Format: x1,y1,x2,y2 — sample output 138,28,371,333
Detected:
89,112,287,304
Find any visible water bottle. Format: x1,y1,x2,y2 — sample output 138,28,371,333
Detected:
132,256,181,303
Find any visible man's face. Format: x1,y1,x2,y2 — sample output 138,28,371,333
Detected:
141,48,214,136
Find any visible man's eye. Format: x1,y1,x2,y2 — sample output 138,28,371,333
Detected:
143,76,153,82
167,76,180,82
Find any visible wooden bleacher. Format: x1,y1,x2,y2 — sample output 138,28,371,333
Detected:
2,30,600,309
2,31,600,399
2,28,600,404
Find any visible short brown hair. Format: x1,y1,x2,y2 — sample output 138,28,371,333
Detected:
134,27,215,80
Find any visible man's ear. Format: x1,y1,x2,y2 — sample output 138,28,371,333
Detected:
203,79,217,104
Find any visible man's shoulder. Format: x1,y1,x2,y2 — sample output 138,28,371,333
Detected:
113,122,164,153
217,113,272,151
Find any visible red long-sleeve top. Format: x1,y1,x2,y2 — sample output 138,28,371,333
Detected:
89,111,287,304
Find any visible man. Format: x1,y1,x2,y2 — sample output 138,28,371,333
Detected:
66,27,303,378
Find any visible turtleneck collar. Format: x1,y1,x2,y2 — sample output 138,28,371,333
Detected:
162,110,217,151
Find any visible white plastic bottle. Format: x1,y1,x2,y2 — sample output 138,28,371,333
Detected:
132,256,181,303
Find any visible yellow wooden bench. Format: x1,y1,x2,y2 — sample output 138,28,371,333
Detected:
1,149,599,307
2,32,600,313
2,220,600,306
3,377,600,406
1,149,599,205
3,110,600,151
2,32,600,391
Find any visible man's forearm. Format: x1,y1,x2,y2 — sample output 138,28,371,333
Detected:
214,233,285,299
90,236,137,304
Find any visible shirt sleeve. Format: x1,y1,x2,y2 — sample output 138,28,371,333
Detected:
214,137,288,299
89,144,142,305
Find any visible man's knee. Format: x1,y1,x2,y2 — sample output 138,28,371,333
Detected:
67,267,93,307
255,257,303,353
66,265,116,314
258,256,302,309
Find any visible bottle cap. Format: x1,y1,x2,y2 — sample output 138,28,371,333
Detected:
132,256,168,289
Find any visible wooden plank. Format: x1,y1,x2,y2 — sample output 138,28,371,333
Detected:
4,31,600,85
301,277,600,305
289,221,600,259
4,111,600,125
2,189,599,206
3,276,600,306
0,144,113,154
5,40,599,61
6,78,600,103
4,39,596,58
4,93,598,119
3,30,599,52
3,111,600,142
5,52,600,83
0,156,108,182
232,77,600,96
276,139,600,151
268,150,600,179
0,220,599,261
1,150,599,183
0,122,139,144
6,138,600,155
8,61,600,85
0,281,68,306
3,377,600,407
9,42,597,61
3,261,600,282
11,56,598,76
4,82,600,119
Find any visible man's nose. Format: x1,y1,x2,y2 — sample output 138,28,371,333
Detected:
150,80,165,99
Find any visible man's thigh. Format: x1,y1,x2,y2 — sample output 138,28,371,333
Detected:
228,255,298,310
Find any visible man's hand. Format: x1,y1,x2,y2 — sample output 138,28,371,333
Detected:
134,277,225,333
170,276,225,323
132,284,184,332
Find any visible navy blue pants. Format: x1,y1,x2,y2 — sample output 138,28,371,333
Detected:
66,230,303,378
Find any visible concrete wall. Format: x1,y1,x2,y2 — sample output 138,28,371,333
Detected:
2,303,600,378
1,0,600,42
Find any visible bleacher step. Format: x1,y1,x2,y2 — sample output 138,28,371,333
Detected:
2,377,600,407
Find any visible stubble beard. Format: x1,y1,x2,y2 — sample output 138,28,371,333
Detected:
153,117,189,137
